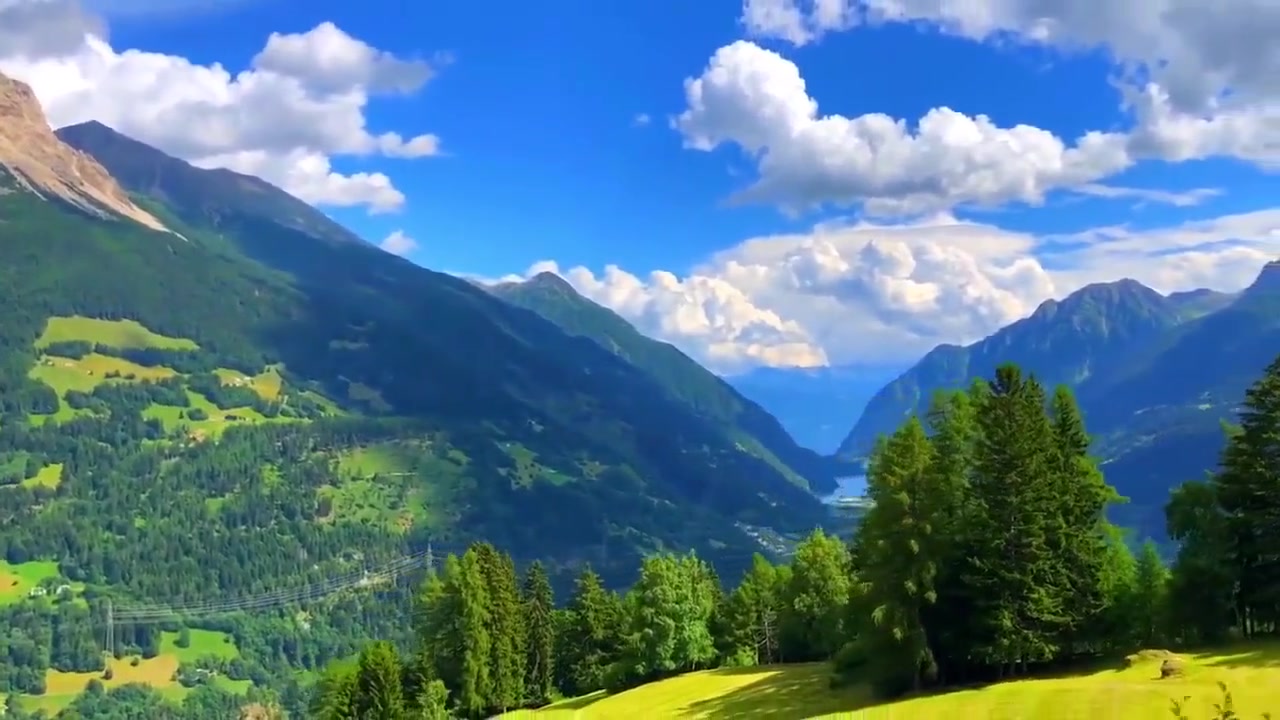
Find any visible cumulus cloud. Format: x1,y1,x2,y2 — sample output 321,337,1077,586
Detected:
705,1,1280,216
493,212,1280,371
379,229,418,256
675,41,1131,216
0,3,442,212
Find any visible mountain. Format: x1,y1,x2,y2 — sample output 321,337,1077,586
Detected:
839,279,1186,457
0,67,832,621
488,273,842,492
837,269,1280,537
0,75,166,232
727,364,903,454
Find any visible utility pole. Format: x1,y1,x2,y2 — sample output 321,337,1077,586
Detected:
105,599,114,659
425,541,434,575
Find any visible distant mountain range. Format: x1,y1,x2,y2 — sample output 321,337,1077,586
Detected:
726,364,903,454
839,266,1280,537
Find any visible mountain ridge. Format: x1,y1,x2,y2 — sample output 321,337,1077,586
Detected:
3,98,833,608
488,272,842,494
838,277,1184,457
0,72,169,233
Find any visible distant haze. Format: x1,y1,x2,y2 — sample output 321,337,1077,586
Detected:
727,364,904,454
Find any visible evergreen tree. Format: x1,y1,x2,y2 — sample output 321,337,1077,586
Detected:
780,530,851,662
1047,385,1115,653
521,560,556,705
852,416,939,695
562,567,621,695
965,365,1063,672
454,548,493,717
1214,355,1280,634
475,544,525,712
354,641,406,720
722,554,782,666
1130,540,1169,647
920,388,980,684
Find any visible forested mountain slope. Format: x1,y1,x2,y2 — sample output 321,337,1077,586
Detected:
489,272,843,493
838,279,1186,458
0,72,829,716
837,269,1280,537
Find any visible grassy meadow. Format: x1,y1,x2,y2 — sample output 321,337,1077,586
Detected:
26,316,294,437
0,560,61,606
501,643,1280,719
18,630,249,715
35,316,198,351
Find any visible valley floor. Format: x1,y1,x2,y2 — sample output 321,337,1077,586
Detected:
501,641,1280,719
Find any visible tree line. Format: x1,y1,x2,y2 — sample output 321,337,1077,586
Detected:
312,357,1280,719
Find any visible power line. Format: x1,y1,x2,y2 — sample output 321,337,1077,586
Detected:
112,544,459,624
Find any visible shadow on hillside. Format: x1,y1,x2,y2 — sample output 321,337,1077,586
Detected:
683,666,876,720
546,690,606,711
1200,646,1280,670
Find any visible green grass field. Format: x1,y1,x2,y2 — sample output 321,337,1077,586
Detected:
160,628,240,664
501,643,1280,719
22,463,63,489
19,631,248,714
143,390,278,440
0,560,60,606
214,366,284,401
35,316,198,350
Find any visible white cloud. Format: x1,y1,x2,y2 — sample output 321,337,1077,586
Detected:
632,113,652,127
741,0,1280,114
0,3,442,212
1073,184,1222,208
492,211,1280,371
675,41,1132,217
379,229,418,256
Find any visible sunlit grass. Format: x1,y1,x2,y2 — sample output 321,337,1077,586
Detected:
503,642,1280,719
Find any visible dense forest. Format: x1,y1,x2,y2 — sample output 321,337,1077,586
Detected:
7,356,1252,719
292,356,1280,719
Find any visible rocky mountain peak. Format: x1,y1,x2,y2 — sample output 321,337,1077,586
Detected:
0,71,169,233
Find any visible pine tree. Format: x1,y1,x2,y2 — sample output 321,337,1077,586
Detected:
354,641,406,720
475,543,525,712
1165,480,1237,645
312,662,359,720
965,364,1063,673
722,554,782,666
921,388,980,684
562,566,621,695
455,547,493,716
852,416,940,695
522,560,556,705
1214,354,1280,634
1131,540,1169,646
1047,385,1115,653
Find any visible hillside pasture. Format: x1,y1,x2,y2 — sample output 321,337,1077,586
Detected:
0,560,60,606
35,315,198,350
214,366,284,401
143,389,276,440
22,462,63,489
23,633,248,714
160,628,240,664
502,643,1280,719
30,353,177,396
321,442,470,532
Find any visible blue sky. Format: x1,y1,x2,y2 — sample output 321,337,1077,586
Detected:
4,0,1279,372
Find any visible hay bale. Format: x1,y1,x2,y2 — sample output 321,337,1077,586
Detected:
1160,657,1187,679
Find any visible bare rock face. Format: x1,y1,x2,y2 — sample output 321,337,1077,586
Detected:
0,70,169,232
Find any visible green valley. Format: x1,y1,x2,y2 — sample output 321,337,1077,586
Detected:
0,72,837,718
